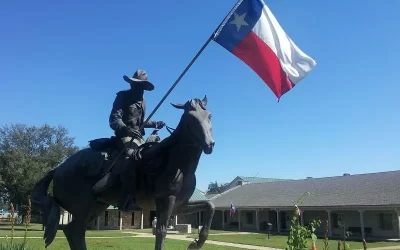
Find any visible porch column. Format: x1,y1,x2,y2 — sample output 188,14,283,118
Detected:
276,210,281,233
175,215,178,226
255,209,260,231
198,212,202,227
222,210,225,229
300,210,304,226
140,211,144,229
238,210,241,231
119,212,123,230
359,210,365,239
396,209,400,239
327,210,332,237
96,216,100,230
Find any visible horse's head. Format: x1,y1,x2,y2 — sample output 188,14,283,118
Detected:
171,95,215,154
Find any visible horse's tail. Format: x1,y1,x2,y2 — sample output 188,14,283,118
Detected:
43,196,60,247
31,168,60,247
31,168,55,208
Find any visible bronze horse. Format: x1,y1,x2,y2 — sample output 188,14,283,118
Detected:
31,96,215,250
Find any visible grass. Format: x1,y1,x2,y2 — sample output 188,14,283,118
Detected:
0,222,132,238
3,221,400,249
192,233,400,249
0,222,241,249
7,238,244,250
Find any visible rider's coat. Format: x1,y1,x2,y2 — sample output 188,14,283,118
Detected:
109,89,157,138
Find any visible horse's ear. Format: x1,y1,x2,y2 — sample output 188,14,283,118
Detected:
201,95,208,107
170,103,185,109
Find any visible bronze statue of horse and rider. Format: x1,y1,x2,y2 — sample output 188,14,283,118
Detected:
31,69,216,250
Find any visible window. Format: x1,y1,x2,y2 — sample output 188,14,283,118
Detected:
94,218,97,227
131,212,135,226
104,211,109,226
246,212,254,224
331,213,343,228
378,213,393,230
224,211,228,222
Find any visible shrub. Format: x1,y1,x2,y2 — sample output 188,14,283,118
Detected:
0,199,35,250
285,192,321,250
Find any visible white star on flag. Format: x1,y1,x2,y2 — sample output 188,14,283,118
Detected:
230,12,248,32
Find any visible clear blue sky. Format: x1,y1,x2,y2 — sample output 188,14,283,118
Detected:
1,0,399,191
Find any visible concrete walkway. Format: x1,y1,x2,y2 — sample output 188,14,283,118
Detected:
127,232,278,249
129,232,400,250
125,232,277,249
354,247,400,250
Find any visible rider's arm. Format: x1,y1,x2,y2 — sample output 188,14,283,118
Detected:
109,92,130,136
143,120,157,128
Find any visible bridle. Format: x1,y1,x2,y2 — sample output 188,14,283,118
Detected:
150,125,175,135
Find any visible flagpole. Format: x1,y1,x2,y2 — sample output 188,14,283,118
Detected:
105,0,243,172
140,0,243,129
139,35,213,130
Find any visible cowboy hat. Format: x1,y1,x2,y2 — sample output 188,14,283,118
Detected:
123,69,155,91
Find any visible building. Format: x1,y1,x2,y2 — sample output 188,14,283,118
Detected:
209,170,400,239
86,188,209,230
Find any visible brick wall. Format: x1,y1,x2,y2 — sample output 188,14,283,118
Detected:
87,208,154,230
86,204,198,230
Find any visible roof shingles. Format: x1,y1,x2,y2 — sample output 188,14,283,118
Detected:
212,171,400,208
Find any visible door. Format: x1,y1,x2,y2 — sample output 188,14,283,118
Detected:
149,210,156,227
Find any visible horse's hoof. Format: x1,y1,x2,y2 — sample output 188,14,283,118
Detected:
187,240,199,249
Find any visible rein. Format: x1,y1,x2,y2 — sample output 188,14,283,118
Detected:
166,125,175,134
152,124,201,149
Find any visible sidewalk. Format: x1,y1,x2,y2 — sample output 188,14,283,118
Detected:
130,232,279,249
129,232,400,250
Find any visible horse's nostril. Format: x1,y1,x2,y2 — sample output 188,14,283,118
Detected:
211,142,215,147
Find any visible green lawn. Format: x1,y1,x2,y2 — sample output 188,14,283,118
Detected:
1,238,243,250
0,222,132,237
198,234,400,249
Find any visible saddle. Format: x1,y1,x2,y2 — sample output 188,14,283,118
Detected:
88,133,160,152
88,137,115,152
87,133,168,177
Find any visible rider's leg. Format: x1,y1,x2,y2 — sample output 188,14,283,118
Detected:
117,137,146,212
92,172,115,195
118,173,139,211
92,136,136,198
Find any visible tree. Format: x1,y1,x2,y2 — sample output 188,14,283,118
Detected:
206,181,229,194
0,123,79,208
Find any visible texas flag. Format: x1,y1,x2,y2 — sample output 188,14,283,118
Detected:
214,0,316,100
230,203,236,217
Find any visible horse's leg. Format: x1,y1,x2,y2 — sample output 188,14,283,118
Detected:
63,202,108,250
63,218,87,250
173,200,215,249
154,195,176,250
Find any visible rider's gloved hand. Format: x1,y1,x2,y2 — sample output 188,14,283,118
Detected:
155,121,166,129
